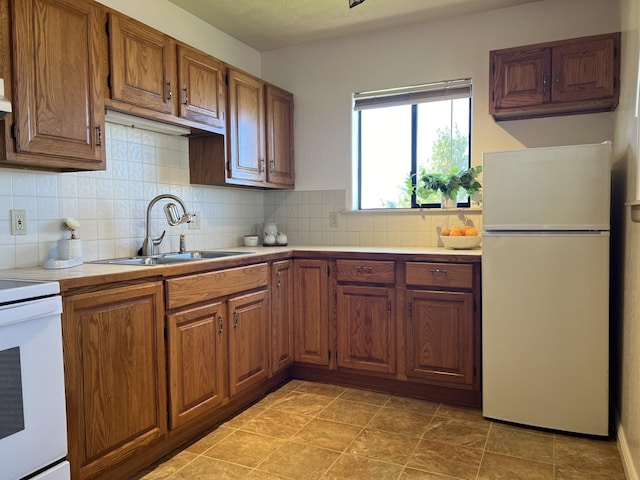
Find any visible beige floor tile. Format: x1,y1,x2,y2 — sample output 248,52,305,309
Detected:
400,467,464,479
386,395,440,415
130,450,197,479
407,439,483,480
270,391,334,416
424,416,490,449
338,387,391,406
244,471,294,480
201,430,285,467
317,398,382,426
554,435,626,478
292,418,363,451
435,404,486,423
367,407,432,437
255,389,293,409
346,427,420,465
485,424,554,463
169,456,251,480
184,426,235,454
554,465,628,480
477,451,554,479
321,453,403,480
295,381,347,398
258,441,341,480
240,409,312,439
223,405,266,429
280,379,306,391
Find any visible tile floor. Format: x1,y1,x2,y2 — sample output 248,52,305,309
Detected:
132,380,627,480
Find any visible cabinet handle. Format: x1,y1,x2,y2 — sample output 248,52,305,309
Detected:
218,316,224,335
182,88,188,106
276,271,281,288
270,159,275,173
356,266,373,274
166,82,172,100
430,268,447,274
555,73,561,88
387,301,391,315
95,124,102,147
259,159,265,173
233,311,239,328
542,73,548,93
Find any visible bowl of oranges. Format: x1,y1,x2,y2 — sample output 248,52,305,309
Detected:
440,225,481,249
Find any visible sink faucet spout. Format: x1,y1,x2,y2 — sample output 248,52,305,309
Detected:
141,194,191,256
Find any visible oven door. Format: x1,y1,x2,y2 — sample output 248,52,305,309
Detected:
0,296,67,480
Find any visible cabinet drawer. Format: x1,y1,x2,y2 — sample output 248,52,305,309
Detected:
166,263,268,309
336,260,395,284
406,262,473,289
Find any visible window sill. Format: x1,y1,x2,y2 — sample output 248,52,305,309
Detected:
343,206,483,215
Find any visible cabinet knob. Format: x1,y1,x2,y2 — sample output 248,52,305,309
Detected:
542,73,548,93
166,82,172,100
182,88,188,106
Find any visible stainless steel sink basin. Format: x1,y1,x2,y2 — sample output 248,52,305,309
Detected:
90,251,252,266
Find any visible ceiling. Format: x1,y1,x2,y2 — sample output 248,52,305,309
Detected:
167,0,543,52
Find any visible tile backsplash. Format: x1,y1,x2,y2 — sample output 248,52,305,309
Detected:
0,123,481,270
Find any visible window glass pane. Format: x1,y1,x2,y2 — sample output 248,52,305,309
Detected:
360,105,411,209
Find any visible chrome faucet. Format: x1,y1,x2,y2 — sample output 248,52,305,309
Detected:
141,194,192,256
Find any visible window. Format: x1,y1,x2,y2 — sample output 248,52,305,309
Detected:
354,79,472,209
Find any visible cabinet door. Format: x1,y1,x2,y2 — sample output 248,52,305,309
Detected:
551,36,617,103
10,0,105,169
62,282,166,480
265,85,294,189
167,302,227,430
490,46,551,111
294,259,330,366
336,285,395,374
227,68,265,184
272,260,294,374
406,289,474,387
228,289,269,396
177,44,225,131
108,13,175,114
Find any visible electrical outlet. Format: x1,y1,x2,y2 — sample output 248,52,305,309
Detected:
329,212,338,228
10,209,27,235
188,212,201,230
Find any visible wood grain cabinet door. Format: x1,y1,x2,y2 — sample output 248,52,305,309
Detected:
62,282,166,480
294,259,330,366
227,68,265,184
406,289,474,388
167,302,227,430
227,289,270,396
177,44,225,131
551,36,617,103
271,260,294,374
108,12,175,114
11,0,105,168
490,46,551,111
336,285,396,374
265,85,294,188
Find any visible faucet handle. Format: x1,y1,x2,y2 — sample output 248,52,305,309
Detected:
152,230,166,246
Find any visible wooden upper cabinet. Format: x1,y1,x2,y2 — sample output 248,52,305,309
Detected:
490,33,620,120
3,0,105,170
227,67,266,185
108,12,176,115
177,44,226,131
265,85,294,189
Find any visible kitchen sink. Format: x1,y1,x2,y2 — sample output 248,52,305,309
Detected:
90,251,252,266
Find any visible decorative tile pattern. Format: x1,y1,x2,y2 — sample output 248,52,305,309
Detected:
133,381,627,480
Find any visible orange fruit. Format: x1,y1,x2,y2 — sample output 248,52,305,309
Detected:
465,227,479,236
461,225,473,234
450,229,464,236
450,226,462,234
441,228,451,236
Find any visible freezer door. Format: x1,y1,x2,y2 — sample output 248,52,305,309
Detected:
482,142,611,230
482,232,609,435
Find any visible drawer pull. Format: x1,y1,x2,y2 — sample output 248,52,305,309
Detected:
356,266,374,274
430,269,448,274
233,311,239,329
218,316,224,335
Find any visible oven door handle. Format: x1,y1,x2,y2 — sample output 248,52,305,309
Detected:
0,296,62,328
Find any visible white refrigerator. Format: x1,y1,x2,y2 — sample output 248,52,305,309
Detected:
481,142,611,436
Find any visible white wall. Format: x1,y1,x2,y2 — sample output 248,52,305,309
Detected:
95,0,261,76
612,0,640,477
261,0,620,193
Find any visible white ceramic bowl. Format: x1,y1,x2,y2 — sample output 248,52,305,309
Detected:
440,234,481,250
243,235,259,247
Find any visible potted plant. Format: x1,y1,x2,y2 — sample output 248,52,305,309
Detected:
406,165,482,208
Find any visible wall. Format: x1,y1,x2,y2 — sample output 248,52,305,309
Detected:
612,0,640,476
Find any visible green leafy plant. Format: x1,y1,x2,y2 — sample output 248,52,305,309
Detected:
406,165,482,203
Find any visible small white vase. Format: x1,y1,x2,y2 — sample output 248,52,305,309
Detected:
441,194,456,209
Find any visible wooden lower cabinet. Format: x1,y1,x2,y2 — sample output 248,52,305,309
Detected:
293,259,330,366
271,260,294,374
167,301,227,429
62,282,166,480
228,289,270,395
336,284,396,374
405,289,474,387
